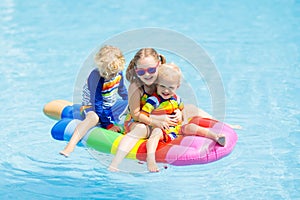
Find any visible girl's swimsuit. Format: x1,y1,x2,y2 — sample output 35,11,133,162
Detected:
124,85,150,133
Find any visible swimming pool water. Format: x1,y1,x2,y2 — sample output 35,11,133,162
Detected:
1,0,299,199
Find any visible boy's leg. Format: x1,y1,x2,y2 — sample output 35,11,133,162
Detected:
60,111,99,157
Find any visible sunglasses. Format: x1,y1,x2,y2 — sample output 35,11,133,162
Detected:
135,61,159,76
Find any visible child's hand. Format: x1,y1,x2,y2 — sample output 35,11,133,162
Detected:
108,125,121,132
150,114,176,127
151,118,170,130
171,109,182,123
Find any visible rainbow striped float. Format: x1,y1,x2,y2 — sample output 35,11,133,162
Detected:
43,100,238,166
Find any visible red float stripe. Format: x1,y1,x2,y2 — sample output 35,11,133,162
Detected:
188,117,218,128
136,141,172,163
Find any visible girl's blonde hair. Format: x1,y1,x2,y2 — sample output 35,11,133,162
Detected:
157,63,182,86
94,45,125,79
126,48,166,85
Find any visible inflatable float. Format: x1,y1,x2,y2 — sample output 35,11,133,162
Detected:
43,100,238,166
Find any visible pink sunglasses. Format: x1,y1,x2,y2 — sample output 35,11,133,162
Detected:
135,61,159,76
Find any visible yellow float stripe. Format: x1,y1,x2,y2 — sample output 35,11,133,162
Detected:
111,135,146,160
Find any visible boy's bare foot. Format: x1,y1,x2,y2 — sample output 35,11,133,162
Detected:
147,160,159,173
216,135,226,147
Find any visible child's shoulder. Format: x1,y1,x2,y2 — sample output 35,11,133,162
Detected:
90,68,99,73
87,68,103,84
171,93,182,102
89,68,100,77
146,94,160,107
128,82,139,90
128,82,144,96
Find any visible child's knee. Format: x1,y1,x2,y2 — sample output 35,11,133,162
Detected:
129,123,149,138
152,128,163,135
182,123,198,133
151,128,163,139
134,123,148,132
85,111,99,125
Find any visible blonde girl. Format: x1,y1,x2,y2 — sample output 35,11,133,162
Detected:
108,48,181,171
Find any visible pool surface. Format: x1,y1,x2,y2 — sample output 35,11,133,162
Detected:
1,0,299,199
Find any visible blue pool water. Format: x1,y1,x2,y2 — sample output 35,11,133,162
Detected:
1,0,299,199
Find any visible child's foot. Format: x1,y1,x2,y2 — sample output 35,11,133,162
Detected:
216,135,226,147
59,150,70,157
108,165,119,172
147,161,159,173
229,124,242,130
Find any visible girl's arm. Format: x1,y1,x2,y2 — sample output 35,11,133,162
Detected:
128,83,145,121
148,115,177,130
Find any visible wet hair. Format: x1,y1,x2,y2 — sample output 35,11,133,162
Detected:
126,48,166,85
157,63,182,86
94,45,125,79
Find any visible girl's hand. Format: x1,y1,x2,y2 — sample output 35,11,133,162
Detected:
150,114,177,127
170,109,183,124
151,118,170,130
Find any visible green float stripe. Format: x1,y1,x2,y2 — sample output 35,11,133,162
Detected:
85,127,122,154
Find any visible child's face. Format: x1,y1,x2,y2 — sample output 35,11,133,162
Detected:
135,56,159,86
156,78,179,100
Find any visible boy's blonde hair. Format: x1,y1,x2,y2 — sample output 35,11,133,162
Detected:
94,45,125,79
157,63,182,86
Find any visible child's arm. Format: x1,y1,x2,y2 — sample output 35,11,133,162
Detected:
140,96,177,130
171,95,184,124
139,107,170,130
88,70,116,129
94,92,115,129
117,72,128,100
127,84,157,126
127,83,146,121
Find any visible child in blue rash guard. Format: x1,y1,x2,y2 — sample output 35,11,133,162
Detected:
60,45,128,157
